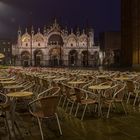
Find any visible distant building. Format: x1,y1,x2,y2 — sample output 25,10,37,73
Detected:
121,0,140,67
0,39,12,65
99,31,121,66
13,20,100,67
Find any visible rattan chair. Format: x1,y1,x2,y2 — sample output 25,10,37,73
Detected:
37,87,60,98
103,83,127,118
74,87,98,120
28,96,62,140
0,93,11,138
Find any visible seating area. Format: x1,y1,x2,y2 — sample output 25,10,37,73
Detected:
1,67,140,140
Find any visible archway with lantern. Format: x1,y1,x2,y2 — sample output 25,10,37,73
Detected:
49,47,63,66
68,50,78,66
34,50,43,67
81,50,90,67
21,51,30,67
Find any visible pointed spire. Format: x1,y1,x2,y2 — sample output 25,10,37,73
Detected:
54,18,57,25
82,29,85,34
25,28,28,33
43,25,47,35
71,28,73,34
18,25,21,35
38,27,40,33
31,25,34,34
76,27,80,36
64,26,68,35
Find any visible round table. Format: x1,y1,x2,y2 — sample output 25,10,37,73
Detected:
7,91,33,137
53,78,67,81
0,80,16,85
68,81,86,87
7,91,33,98
89,85,111,116
114,77,132,81
4,85,23,92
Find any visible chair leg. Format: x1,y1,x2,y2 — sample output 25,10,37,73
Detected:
126,92,131,104
75,104,80,117
55,113,62,135
65,101,69,112
62,97,67,108
81,104,87,121
37,117,44,140
133,93,139,106
58,95,63,106
107,103,112,118
69,101,75,115
121,102,127,115
4,112,12,139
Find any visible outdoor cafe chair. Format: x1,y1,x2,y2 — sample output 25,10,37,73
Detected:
28,96,62,140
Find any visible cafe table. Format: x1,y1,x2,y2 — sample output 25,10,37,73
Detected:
114,77,132,81
4,84,23,92
7,91,33,137
68,81,86,87
89,85,111,116
53,77,67,81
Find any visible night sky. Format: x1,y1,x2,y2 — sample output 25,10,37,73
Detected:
0,0,121,39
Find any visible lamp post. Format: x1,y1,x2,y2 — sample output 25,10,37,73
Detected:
30,34,33,66
30,26,34,67
86,31,89,67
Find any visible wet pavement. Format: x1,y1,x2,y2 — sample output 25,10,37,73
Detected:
1,104,140,140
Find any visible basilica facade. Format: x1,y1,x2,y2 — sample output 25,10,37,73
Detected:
13,20,100,67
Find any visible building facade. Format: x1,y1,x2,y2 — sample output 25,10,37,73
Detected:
0,39,12,65
100,32,121,66
121,0,140,67
13,20,100,67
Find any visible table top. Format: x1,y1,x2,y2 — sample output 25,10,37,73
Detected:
89,85,111,90
0,78,14,81
7,91,33,98
68,81,86,84
4,85,23,89
114,77,132,81
96,75,109,78
53,78,67,81
79,74,91,76
43,76,56,79
0,80,16,84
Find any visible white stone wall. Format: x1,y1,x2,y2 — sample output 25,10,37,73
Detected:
15,20,100,66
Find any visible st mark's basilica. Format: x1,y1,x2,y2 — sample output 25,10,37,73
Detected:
13,20,100,67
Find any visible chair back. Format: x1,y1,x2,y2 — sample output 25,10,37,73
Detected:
74,87,87,103
29,96,59,117
38,87,60,98
126,80,135,92
113,83,126,101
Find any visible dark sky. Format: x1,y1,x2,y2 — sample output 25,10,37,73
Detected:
0,0,121,39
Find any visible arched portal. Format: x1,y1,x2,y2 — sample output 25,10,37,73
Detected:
68,50,78,66
48,34,64,46
21,51,30,67
49,47,63,66
34,50,43,67
81,50,90,67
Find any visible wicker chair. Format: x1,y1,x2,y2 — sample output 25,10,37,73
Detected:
37,87,60,98
28,96,62,140
74,87,98,120
0,93,11,138
103,83,127,118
